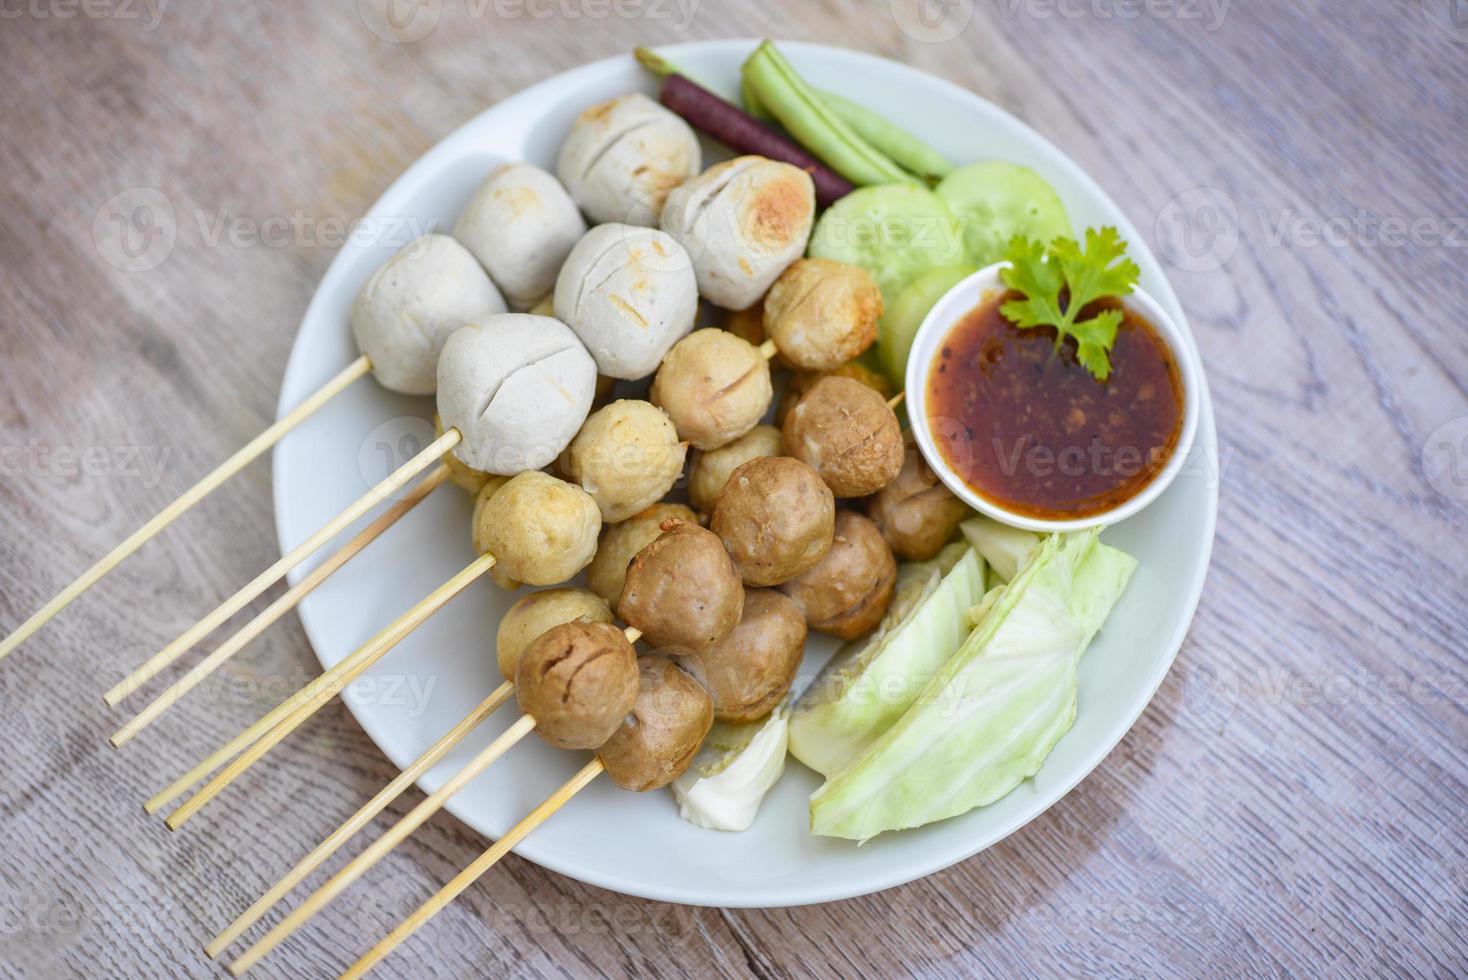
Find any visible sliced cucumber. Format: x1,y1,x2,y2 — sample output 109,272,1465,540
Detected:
808,183,968,306
877,262,978,386
936,161,1071,267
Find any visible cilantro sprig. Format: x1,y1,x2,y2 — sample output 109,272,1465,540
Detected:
999,227,1141,382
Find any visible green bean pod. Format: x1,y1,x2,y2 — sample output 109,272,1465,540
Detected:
741,73,774,121
818,90,952,181
741,41,914,187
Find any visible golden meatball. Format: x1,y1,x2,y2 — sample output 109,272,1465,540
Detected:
586,503,698,605
476,471,600,586
618,520,744,651
775,361,893,429
782,376,903,497
763,258,881,371
681,589,806,723
711,456,834,587
597,656,714,791
495,588,612,682
515,620,639,750
867,432,972,559
650,328,773,451
779,511,896,640
688,424,782,516
560,400,687,523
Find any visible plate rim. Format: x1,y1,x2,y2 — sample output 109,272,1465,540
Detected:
273,37,1219,908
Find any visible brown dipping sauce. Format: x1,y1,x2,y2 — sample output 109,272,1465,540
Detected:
926,291,1184,520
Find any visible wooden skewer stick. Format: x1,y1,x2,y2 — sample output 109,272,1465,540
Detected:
342,759,605,980
109,464,451,749
227,625,641,975
104,428,461,706
164,551,497,830
758,338,778,361
227,714,540,976
205,679,515,959
0,355,372,665
887,390,906,411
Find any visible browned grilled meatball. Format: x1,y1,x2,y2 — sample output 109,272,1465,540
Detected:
711,456,834,587
779,511,896,640
597,656,714,791
866,432,972,559
617,520,744,651
681,589,806,722
782,376,903,497
515,620,639,750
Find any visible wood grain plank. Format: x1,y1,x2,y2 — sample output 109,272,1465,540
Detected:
0,2,1464,977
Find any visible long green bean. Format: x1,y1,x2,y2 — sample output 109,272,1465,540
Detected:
818,90,952,181
741,41,913,187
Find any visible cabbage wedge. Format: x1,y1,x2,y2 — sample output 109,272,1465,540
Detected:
810,529,1136,841
673,698,792,832
789,544,986,777
960,515,1043,582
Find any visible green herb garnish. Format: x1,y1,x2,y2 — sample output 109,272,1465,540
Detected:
999,227,1140,382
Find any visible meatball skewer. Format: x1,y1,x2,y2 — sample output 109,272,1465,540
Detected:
224,621,653,977
0,230,511,666
341,651,718,979
143,316,601,828
220,522,755,972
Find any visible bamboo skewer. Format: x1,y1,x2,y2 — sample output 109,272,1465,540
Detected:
205,680,515,959
0,355,372,665
226,625,642,974
164,551,498,830
343,759,605,980
109,464,451,749
228,713,540,976
104,429,461,706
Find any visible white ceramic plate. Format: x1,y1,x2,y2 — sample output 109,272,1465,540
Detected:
272,39,1217,907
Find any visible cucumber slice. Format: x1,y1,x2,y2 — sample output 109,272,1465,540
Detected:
808,183,968,306
877,262,978,386
936,161,1071,267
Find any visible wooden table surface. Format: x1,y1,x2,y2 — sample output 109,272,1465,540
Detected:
1,2,1464,977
